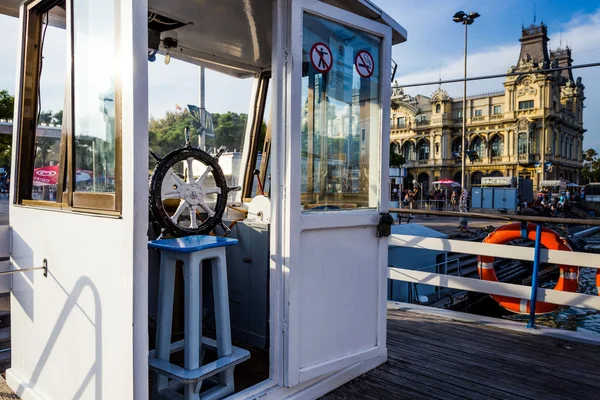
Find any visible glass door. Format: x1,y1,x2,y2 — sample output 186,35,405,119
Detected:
283,0,392,386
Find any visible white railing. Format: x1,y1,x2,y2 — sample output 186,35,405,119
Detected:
388,233,600,312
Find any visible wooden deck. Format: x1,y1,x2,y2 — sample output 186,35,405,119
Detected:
323,309,600,400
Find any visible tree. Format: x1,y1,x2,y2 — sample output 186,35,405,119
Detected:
148,109,249,169
0,90,14,121
210,112,247,151
52,110,63,126
582,148,600,183
390,143,405,168
39,110,53,126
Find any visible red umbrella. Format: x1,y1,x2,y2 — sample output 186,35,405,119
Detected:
433,178,461,187
33,165,59,186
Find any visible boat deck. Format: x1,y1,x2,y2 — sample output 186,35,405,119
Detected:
323,308,600,400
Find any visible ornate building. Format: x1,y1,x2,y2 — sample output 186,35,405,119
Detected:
390,23,585,193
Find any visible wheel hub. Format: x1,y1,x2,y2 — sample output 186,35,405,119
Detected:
183,183,204,205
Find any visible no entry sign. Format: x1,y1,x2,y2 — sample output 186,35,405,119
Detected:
355,50,374,78
310,42,333,73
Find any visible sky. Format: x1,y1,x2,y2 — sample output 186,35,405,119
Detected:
0,0,599,149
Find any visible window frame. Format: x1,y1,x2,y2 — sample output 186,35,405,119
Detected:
15,0,122,215
474,109,482,117
518,100,534,110
493,105,502,115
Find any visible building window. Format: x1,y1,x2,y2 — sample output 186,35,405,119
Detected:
452,137,462,155
435,104,441,113
457,110,463,119
401,142,415,161
474,109,483,117
493,105,502,114
490,135,504,157
518,100,534,110
397,117,405,128
417,140,430,161
518,133,528,154
471,171,483,186
471,137,485,158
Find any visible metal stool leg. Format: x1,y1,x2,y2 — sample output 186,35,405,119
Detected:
211,253,234,394
184,253,202,400
155,253,176,393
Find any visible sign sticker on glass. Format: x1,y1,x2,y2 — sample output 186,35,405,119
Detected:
310,42,333,73
354,50,374,78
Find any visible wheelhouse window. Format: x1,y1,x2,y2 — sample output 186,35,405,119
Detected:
518,100,534,110
15,0,121,213
300,13,381,210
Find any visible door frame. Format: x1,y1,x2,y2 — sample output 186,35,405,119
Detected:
282,0,392,386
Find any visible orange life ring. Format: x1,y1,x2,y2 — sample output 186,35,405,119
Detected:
478,222,578,315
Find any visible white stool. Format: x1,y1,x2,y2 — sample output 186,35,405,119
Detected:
148,235,250,400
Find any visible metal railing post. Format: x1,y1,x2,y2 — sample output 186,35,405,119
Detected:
527,223,543,328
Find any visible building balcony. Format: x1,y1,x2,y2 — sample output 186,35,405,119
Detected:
489,114,504,121
517,154,537,164
415,120,431,128
470,116,487,123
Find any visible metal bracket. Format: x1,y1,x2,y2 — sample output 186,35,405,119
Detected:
2,258,47,278
377,213,394,238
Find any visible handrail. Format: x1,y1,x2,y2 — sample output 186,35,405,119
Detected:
388,231,600,328
390,207,600,226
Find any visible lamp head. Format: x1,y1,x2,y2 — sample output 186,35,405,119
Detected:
453,11,466,23
412,180,417,185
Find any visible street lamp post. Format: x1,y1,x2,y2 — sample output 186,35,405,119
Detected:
453,11,480,191
453,11,479,228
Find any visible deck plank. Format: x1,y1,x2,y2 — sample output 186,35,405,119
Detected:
323,310,600,400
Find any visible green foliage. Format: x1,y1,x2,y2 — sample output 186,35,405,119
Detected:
209,112,247,151
149,109,249,169
53,110,63,126
0,90,14,121
389,142,405,167
38,110,53,126
582,148,600,183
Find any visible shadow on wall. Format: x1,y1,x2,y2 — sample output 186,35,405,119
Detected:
11,229,35,321
13,275,103,399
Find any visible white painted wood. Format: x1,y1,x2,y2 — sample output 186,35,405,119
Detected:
388,267,600,311
269,0,291,388
6,0,149,399
284,0,392,387
389,234,600,269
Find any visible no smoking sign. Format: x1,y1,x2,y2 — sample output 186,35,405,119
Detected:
310,42,333,73
355,50,374,78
